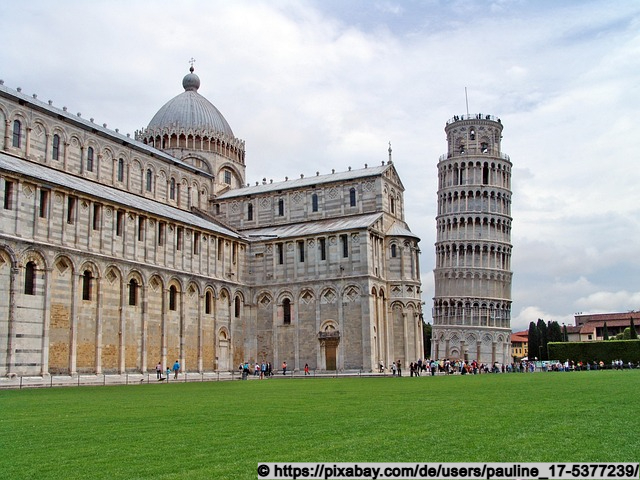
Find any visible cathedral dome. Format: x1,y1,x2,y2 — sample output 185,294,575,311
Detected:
146,67,234,137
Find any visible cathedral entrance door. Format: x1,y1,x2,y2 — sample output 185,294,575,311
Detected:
325,342,337,370
318,321,340,371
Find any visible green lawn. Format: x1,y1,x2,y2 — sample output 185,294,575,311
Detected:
1,371,638,479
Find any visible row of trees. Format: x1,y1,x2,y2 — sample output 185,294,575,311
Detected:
529,318,639,360
527,319,564,361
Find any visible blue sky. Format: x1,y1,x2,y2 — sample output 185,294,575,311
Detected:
2,0,639,332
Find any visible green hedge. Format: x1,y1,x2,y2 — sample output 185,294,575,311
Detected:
548,340,640,363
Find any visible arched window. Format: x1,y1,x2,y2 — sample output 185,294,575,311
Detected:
390,197,395,214
117,158,124,182
247,203,253,221
86,147,94,172
283,298,291,325
470,128,476,140
391,244,397,258
169,285,177,311
52,134,61,160
12,120,21,148
278,199,284,216
170,178,176,200
24,261,36,295
234,296,241,318
349,188,356,207
312,193,318,212
146,169,153,192
205,291,212,314
129,279,138,306
82,270,92,301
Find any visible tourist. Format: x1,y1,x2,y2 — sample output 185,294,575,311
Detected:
172,359,180,379
304,363,310,375
391,361,397,376
155,362,162,379
396,360,402,377
282,361,287,375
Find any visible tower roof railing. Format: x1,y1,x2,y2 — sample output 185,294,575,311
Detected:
439,151,511,162
446,114,501,125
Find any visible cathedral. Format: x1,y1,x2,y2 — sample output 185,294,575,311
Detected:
0,67,423,376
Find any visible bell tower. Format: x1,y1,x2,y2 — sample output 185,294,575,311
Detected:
431,114,513,365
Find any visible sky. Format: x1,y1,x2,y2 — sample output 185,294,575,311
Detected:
1,0,639,333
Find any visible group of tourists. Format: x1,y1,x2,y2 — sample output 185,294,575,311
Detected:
239,361,276,379
379,358,502,376
154,360,181,380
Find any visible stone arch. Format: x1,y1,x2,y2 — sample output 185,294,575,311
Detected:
99,264,123,373
218,287,231,325
165,277,183,366
146,274,165,371
201,284,217,370
183,280,201,372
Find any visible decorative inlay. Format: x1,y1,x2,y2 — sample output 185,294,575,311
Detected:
259,294,272,308
321,290,336,304
55,259,69,275
344,286,359,302
300,290,314,304
106,269,117,284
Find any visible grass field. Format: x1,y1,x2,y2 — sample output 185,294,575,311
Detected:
1,370,638,479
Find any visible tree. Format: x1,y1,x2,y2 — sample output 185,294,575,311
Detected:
602,322,609,340
562,324,568,342
547,321,563,343
537,318,548,360
629,318,638,340
422,321,432,358
528,321,539,360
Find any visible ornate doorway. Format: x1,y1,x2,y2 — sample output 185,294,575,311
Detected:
318,321,340,371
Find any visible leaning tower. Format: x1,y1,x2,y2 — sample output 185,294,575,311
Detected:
431,114,513,365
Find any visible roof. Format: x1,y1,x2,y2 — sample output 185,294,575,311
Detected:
218,164,392,199
0,152,241,239
575,318,637,329
241,213,382,239
575,312,640,324
0,81,213,178
146,69,234,137
387,222,420,240
511,333,528,343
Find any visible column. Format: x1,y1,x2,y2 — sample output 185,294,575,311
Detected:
197,293,203,373
40,266,52,376
95,277,103,374
118,278,126,374
69,270,78,375
141,285,148,374
6,266,18,375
